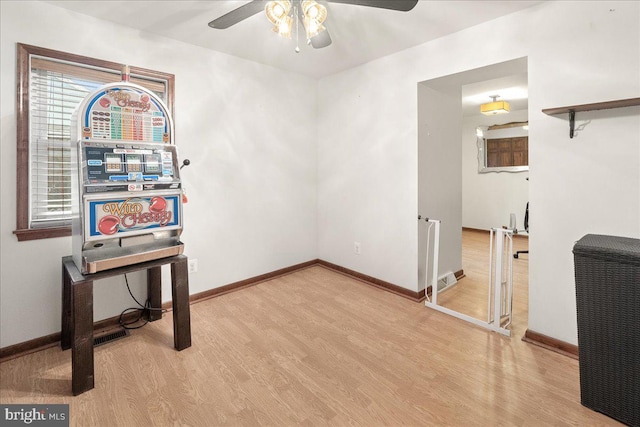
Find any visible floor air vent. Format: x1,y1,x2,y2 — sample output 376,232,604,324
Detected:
94,328,129,347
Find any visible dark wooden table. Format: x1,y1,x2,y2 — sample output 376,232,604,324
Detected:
61,254,191,395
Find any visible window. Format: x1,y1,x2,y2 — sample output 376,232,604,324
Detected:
14,44,174,241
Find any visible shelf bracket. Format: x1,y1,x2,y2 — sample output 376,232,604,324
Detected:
569,110,575,138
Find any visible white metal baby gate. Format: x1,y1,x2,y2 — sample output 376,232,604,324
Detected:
420,216,514,336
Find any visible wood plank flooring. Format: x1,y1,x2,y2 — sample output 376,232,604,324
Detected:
0,233,620,425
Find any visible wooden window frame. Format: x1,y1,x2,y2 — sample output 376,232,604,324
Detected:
14,43,175,241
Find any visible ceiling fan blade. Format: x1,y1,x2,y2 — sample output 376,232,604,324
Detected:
310,29,332,49
208,0,266,29
325,0,418,12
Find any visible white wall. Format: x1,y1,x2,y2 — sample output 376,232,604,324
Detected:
417,85,462,290
316,57,419,290
0,1,318,347
462,111,529,231
318,1,639,344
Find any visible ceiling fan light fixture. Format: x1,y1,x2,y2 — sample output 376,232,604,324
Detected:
303,16,326,38
302,0,327,24
480,96,511,115
265,0,292,26
210,0,420,50
301,0,327,39
276,14,293,38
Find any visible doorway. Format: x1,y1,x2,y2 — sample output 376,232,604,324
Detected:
417,57,529,335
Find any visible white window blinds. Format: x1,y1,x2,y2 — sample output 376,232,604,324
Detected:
28,57,167,228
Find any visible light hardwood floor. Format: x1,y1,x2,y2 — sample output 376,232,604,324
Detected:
0,232,619,426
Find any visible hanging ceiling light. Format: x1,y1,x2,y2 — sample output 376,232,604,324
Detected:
265,0,327,44
265,0,293,38
480,95,510,115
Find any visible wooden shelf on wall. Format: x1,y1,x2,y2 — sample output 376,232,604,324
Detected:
542,97,640,138
542,97,640,116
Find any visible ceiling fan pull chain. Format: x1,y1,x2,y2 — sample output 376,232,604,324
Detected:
294,5,300,53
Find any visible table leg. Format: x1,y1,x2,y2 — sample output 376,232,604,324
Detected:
147,266,162,322
171,258,191,351
61,261,73,350
72,279,94,395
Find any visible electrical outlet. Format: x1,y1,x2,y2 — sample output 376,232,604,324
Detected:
354,242,361,255
188,259,198,273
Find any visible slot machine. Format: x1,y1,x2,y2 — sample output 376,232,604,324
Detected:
71,68,185,274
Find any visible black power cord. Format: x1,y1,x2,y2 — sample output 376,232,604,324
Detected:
118,274,168,330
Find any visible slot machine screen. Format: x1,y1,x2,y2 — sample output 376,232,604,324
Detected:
145,154,161,173
104,153,123,173
126,154,143,173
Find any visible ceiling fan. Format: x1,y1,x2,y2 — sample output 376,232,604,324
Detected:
208,0,419,50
